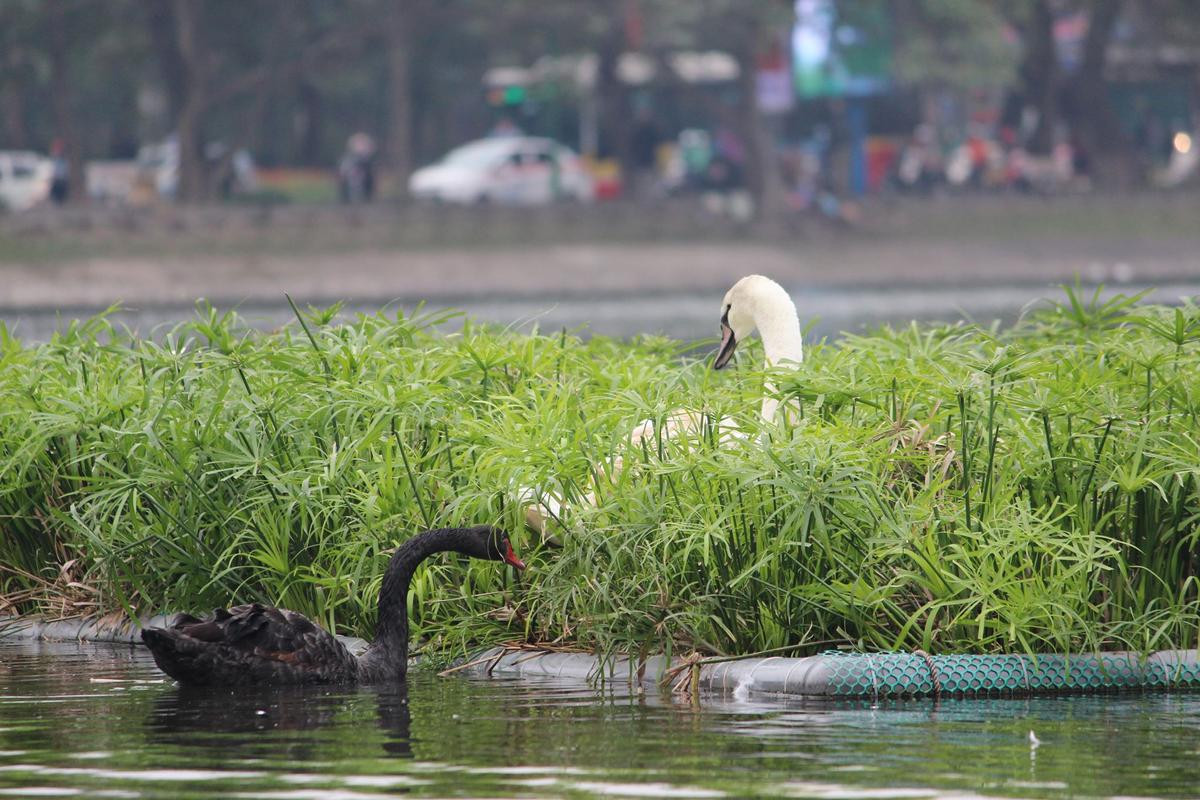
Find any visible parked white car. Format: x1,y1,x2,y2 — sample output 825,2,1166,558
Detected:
0,151,52,212
409,137,593,205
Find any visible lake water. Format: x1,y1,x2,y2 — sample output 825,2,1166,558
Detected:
10,280,1200,345
1,641,1198,799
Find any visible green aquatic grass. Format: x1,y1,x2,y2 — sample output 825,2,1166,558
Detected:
1,287,1198,660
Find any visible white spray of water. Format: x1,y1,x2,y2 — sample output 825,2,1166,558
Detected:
732,675,755,701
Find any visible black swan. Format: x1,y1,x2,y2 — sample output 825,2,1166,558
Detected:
140,525,525,686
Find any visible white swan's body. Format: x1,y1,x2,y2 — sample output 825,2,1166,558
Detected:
522,274,803,537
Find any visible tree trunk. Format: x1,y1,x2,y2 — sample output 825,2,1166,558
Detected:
385,1,414,201
1,74,28,150
1,39,30,148
733,27,785,222
246,6,289,162
595,1,630,169
172,0,209,203
48,0,85,203
145,1,188,124
1065,0,1137,186
1021,0,1057,155
296,80,325,166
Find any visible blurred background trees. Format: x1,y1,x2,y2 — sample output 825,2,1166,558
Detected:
1,0,1198,206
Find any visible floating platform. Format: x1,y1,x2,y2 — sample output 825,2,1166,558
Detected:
4,614,1198,698
462,647,1200,698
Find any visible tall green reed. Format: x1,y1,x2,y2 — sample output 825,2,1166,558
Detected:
1,289,1197,658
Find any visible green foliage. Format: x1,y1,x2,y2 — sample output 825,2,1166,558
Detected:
892,0,1018,90
2,291,1199,658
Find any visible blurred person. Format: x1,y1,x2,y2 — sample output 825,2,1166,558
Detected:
1069,130,1092,180
702,121,747,204
338,132,377,203
996,125,1028,190
697,123,750,221
702,153,742,193
663,128,712,194
823,99,850,197
965,123,989,187
629,108,663,199
49,138,69,205
712,122,746,170
896,123,942,194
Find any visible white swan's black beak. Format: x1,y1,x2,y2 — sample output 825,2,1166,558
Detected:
713,321,737,370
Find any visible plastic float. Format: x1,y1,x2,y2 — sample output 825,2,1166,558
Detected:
0,614,369,656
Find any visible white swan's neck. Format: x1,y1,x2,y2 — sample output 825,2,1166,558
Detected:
759,309,803,370
754,289,802,424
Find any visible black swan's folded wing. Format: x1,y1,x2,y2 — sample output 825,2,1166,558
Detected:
141,603,361,685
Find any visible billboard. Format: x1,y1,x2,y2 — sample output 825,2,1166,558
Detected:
792,0,891,98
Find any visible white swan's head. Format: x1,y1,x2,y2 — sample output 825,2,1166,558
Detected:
713,275,802,370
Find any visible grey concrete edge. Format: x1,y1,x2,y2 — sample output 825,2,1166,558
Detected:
0,613,369,656
458,647,833,695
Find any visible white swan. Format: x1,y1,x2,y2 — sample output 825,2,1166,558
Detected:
713,274,803,421
619,274,802,448
522,274,803,537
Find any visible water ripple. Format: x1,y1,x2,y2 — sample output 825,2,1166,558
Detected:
1,641,1199,799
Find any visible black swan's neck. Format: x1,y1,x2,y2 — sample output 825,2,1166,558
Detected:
359,527,480,681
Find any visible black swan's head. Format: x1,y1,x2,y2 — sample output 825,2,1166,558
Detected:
461,525,526,570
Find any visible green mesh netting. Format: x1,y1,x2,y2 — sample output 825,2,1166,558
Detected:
819,652,1200,698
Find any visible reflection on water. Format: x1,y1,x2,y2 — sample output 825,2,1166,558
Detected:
1,641,1199,798
146,683,413,759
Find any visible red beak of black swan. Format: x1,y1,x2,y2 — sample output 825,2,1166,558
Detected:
504,539,526,571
